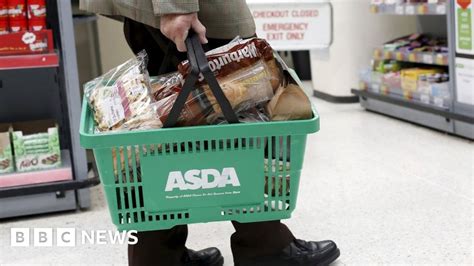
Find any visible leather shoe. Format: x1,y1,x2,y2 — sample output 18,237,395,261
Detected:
237,239,340,266
182,247,224,266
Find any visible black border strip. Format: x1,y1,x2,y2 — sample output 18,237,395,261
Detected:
313,89,360,104
455,53,474,60
351,89,474,124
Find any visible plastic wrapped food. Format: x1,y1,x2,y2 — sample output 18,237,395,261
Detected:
85,51,162,132
154,60,274,126
178,38,282,92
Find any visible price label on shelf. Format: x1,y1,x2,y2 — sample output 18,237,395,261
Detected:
418,4,427,14
372,83,380,93
423,54,434,64
436,4,446,14
395,5,404,14
420,94,430,104
370,5,379,13
396,52,404,61
405,5,415,15
374,49,382,59
433,97,444,108
435,55,446,65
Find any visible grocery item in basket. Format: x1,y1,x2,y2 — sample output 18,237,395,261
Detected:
214,105,270,125
202,60,274,122
266,84,312,121
154,60,274,126
178,37,282,92
85,51,162,132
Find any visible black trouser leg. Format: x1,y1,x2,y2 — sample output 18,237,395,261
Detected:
231,221,295,264
128,225,188,266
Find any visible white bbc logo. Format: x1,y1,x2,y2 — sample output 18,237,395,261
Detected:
11,228,76,247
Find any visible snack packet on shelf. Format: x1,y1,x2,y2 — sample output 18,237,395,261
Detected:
85,51,162,132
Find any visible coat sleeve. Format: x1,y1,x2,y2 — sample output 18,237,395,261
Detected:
152,0,199,15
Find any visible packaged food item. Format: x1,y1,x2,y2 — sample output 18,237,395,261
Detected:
0,0,8,35
266,84,312,121
85,51,162,132
401,68,442,94
178,38,281,92
154,60,274,126
0,123,13,174
0,29,53,55
27,0,46,31
202,60,274,122
214,105,270,125
7,0,27,32
11,120,61,172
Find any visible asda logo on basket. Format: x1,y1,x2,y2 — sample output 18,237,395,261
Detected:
165,167,241,192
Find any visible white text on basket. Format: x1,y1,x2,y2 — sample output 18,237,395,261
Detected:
165,168,241,192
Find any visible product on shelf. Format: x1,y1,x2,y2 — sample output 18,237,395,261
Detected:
27,0,46,31
401,68,443,94
12,120,61,172
0,123,13,174
0,29,53,55
7,0,27,32
0,0,8,35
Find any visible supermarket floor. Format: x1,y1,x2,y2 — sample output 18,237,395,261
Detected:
1,83,473,265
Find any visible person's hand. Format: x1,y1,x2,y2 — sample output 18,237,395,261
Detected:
160,13,208,52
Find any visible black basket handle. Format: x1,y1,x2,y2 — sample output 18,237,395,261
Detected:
163,31,239,128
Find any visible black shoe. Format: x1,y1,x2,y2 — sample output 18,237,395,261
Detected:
238,239,340,266
182,247,224,266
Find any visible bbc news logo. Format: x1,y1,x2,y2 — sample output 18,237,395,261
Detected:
11,228,138,247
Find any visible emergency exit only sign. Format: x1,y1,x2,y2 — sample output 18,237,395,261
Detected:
247,0,332,51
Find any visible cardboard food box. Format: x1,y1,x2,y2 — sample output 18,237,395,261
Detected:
0,29,53,55
0,123,14,174
12,120,61,172
401,68,442,93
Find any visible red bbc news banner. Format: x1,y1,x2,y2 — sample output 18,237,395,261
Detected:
7,0,27,32
0,0,8,35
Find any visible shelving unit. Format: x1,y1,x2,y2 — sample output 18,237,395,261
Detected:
0,52,59,70
0,1,98,218
370,2,447,15
373,47,449,66
353,0,473,139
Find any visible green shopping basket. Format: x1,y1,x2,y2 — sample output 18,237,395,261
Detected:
80,33,320,232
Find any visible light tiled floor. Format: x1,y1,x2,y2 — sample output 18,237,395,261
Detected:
1,89,473,265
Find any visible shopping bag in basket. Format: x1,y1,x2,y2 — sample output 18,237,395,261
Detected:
80,32,320,232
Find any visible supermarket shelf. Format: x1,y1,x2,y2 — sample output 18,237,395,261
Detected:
0,150,72,188
352,89,474,124
370,2,447,15
0,52,59,70
359,80,451,110
373,47,449,66
0,162,100,199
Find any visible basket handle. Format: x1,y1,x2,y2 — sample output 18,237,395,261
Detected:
163,31,239,128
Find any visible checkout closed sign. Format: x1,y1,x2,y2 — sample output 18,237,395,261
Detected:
247,0,332,51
